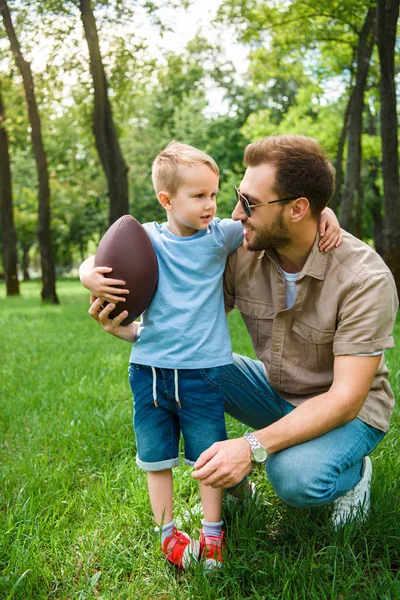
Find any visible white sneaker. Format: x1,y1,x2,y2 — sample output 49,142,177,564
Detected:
332,455,372,529
226,481,257,501
223,481,259,509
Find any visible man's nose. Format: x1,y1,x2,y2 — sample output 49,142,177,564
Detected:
232,200,246,221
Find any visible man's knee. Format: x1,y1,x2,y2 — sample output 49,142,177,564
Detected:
266,450,336,509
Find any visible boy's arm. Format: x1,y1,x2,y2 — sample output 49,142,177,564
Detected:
79,255,130,303
88,298,138,343
318,207,342,252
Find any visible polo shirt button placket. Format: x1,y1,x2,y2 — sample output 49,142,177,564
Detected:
270,315,285,388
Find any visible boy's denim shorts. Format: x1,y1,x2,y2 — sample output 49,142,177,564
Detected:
128,363,227,472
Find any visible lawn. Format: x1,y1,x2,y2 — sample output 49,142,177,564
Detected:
0,280,399,600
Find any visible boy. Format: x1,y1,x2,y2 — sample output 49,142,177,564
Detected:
80,142,341,570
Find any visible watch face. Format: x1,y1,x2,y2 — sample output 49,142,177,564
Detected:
253,446,268,463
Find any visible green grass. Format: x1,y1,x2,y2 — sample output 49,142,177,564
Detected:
0,280,399,599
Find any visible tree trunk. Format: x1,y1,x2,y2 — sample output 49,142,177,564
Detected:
377,0,400,295
371,199,384,257
0,0,59,303
339,7,376,231
330,91,352,212
0,80,20,295
79,0,129,226
353,178,364,239
364,107,384,255
22,243,32,281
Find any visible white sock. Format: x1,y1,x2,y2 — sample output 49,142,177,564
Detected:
201,519,223,538
160,519,175,545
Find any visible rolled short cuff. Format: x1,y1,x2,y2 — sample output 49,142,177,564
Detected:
184,458,196,467
333,336,394,355
136,456,180,472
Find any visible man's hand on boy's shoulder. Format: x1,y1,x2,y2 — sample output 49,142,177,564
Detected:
88,298,138,343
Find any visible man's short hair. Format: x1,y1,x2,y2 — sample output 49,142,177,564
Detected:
152,141,219,195
244,135,335,217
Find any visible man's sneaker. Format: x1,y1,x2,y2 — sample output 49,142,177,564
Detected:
332,455,372,529
224,481,258,510
162,527,200,570
227,481,257,501
199,530,225,569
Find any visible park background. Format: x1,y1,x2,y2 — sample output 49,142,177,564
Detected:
0,0,399,598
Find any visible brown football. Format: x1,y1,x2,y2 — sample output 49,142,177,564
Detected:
95,215,158,326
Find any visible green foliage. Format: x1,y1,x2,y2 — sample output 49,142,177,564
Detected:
242,86,347,160
0,0,399,270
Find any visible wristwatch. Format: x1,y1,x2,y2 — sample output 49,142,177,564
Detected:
243,432,268,463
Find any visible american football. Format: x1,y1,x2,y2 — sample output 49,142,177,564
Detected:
95,215,158,326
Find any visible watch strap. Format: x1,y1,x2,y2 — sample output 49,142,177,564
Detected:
243,432,268,462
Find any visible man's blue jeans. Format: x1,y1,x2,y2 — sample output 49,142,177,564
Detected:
221,354,385,509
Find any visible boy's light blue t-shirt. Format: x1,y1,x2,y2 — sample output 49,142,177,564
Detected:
129,218,244,369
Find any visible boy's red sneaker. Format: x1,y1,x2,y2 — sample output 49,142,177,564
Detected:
162,527,200,570
199,530,226,569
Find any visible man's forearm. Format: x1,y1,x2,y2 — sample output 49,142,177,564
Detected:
255,354,381,454
255,389,357,454
192,337,382,492
192,384,372,490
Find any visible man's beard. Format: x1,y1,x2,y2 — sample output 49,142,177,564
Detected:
244,209,292,252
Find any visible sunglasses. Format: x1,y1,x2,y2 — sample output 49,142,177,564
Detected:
235,187,299,218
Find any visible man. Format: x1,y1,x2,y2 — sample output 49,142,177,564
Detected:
191,134,398,527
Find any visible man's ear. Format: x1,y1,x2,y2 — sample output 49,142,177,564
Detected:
158,191,172,211
290,197,310,222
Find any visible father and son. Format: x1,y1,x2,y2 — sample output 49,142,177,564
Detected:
79,134,398,570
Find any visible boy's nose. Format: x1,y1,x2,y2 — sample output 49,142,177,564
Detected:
204,197,215,209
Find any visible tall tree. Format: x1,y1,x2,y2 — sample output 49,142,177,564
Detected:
77,0,129,226
329,77,354,212
217,0,379,226
330,98,350,212
377,0,400,294
339,5,376,231
0,80,19,296
0,0,58,303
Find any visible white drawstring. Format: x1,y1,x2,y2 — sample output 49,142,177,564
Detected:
151,366,158,407
151,367,181,409
174,369,181,408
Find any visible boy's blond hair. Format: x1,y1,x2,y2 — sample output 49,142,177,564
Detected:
152,141,219,195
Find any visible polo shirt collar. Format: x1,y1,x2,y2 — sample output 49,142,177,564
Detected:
262,234,330,280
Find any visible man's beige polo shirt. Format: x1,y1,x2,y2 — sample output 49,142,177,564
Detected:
224,230,398,432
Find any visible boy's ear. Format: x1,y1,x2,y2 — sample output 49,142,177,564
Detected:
290,197,310,222
158,191,172,211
